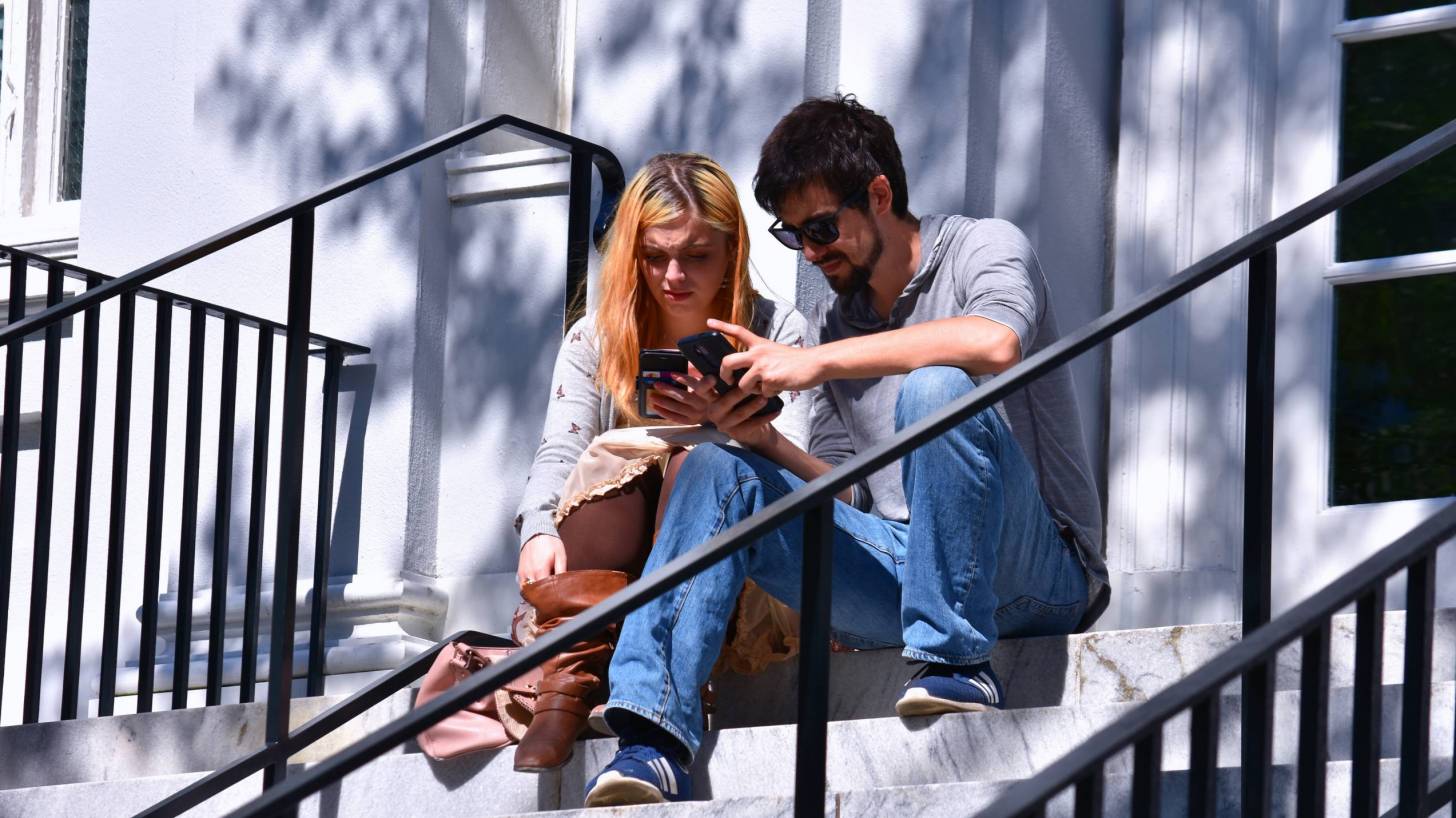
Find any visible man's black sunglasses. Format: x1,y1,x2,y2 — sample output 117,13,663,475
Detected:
767,188,869,251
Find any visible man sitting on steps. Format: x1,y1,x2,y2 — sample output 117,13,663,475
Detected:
583,94,1110,807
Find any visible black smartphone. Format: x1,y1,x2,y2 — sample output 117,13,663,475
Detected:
676,331,785,418
637,348,689,419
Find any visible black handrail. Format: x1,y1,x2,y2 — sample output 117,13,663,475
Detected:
0,248,370,356
0,245,371,725
976,502,1456,818
0,114,625,346
212,116,1456,818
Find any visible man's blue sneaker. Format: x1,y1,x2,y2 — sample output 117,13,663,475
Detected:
895,662,1004,716
584,743,692,807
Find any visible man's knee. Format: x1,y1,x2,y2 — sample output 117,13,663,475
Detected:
895,367,1008,457
678,442,750,483
895,366,976,427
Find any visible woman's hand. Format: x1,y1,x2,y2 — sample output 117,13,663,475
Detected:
646,368,716,425
701,384,781,451
653,362,782,450
518,534,567,586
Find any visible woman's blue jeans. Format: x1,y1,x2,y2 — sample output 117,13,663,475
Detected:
604,367,1088,758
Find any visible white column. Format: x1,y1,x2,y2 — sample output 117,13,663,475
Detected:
1104,0,1278,629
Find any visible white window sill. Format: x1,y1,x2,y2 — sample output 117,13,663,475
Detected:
0,200,81,259
445,148,570,205
1334,3,1456,42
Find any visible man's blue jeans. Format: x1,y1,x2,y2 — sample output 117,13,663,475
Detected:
604,367,1089,758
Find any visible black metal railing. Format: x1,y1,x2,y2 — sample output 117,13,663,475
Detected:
0,115,623,795
187,117,1456,818
0,249,367,724
978,502,1456,818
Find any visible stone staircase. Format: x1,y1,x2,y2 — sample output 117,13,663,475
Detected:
1,610,1451,817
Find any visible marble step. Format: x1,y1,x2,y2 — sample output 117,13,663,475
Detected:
711,608,1456,729
6,680,1449,817
557,679,1454,809
0,690,415,792
492,756,1454,818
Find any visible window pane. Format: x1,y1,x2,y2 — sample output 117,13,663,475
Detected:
1337,28,1456,261
1330,274,1456,505
58,0,89,202
1347,0,1453,19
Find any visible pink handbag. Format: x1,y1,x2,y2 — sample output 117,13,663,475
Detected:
415,642,544,760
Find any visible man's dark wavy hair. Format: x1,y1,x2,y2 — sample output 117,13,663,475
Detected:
753,93,910,219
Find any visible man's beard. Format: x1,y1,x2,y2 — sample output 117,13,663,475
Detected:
824,225,883,296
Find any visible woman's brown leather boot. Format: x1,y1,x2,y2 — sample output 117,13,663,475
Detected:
513,569,632,772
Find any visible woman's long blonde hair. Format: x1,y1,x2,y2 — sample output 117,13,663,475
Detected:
594,153,757,425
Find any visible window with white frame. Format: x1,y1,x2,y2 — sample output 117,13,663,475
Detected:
1327,1,1456,505
0,0,89,245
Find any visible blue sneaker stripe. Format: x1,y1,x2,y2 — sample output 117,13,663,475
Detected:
967,676,992,703
976,672,1000,705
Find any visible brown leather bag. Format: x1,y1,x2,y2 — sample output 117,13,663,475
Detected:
415,641,543,760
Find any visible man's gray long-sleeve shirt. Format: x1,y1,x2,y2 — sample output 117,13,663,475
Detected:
806,215,1109,611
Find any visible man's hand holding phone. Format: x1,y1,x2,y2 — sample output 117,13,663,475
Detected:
708,318,827,394
672,329,785,449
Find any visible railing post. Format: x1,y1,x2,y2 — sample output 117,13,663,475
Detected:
173,304,209,710
1351,585,1386,818
1240,246,1277,818
62,272,104,720
1131,729,1163,818
138,295,174,713
1243,246,1276,633
1188,695,1220,818
0,253,28,712
1398,554,1435,818
265,210,315,793
564,146,593,333
307,344,343,697
206,314,241,706
794,501,833,818
1296,621,1331,818
1074,764,1105,818
98,290,137,716
241,325,274,704
22,263,64,723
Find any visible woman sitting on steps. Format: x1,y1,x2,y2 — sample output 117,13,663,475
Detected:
510,152,810,772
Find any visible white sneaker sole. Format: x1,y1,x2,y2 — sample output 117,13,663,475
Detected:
894,687,994,717
584,771,668,807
